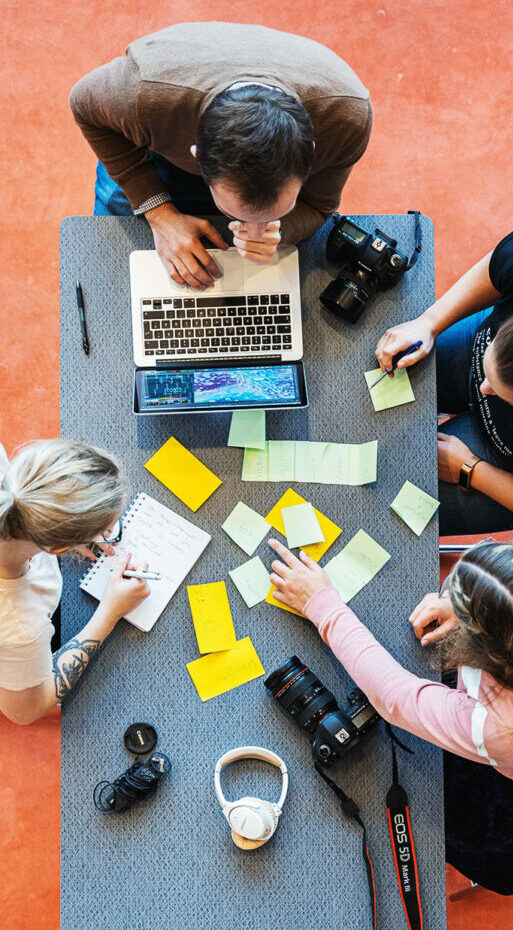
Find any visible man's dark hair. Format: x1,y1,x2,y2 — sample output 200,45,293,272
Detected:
196,86,314,210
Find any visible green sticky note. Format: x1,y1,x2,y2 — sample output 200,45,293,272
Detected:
228,410,266,450
390,480,440,536
229,556,271,608
282,502,325,549
294,442,327,483
324,529,391,602
268,440,296,482
322,441,378,485
364,368,415,411
222,501,271,555
242,444,269,481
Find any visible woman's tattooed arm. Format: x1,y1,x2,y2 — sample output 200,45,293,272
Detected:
52,638,101,699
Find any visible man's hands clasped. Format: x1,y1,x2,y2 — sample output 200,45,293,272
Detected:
146,205,281,292
229,220,281,264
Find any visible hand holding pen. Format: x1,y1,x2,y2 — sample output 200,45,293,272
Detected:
374,316,436,375
371,341,423,387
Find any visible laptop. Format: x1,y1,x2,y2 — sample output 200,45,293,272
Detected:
130,246,308,415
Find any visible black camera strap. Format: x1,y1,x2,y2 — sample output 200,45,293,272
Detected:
406,210,422,270
385,724,423,930
315,725,423,930
314,761,377,930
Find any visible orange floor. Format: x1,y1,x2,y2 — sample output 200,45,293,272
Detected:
1,2,513,928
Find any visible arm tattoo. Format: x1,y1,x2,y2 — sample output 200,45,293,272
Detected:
52,638,101,700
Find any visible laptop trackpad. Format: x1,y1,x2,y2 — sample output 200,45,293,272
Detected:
213,248,283,293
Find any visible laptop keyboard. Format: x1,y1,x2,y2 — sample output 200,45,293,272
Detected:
141,293,292,358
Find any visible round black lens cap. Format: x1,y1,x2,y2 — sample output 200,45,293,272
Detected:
124,722,158,755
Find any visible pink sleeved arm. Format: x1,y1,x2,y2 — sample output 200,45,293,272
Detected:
303,587,482,764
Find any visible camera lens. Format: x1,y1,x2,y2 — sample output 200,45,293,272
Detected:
264,656,338,736
320,277,368,323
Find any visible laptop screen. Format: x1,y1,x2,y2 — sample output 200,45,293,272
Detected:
135,362,306,413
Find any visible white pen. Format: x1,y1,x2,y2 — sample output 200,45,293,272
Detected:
123,569,161,581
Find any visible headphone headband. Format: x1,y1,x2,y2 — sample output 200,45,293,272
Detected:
214,745,288,811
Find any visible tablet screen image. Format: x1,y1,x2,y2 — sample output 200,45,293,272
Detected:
134,362,307,413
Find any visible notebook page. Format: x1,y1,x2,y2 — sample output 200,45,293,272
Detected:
80,493,211,632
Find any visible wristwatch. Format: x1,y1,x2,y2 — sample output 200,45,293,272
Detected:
458,454,482,491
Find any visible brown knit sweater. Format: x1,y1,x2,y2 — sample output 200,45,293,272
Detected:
70,22,373,243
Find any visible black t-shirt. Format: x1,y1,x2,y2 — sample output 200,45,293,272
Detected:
471,231,513,462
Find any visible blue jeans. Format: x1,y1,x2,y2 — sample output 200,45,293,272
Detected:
436,309,513,534
93,155,220,217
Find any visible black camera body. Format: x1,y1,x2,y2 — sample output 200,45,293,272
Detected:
320,216,409,324
264,656,379,767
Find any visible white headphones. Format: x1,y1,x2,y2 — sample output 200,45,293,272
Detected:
214,746,289,850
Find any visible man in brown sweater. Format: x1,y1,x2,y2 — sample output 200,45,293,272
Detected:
70,22,372,290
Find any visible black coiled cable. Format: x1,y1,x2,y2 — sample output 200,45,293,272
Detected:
94,751,171,813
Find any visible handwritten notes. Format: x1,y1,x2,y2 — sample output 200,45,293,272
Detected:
265,488,342,561
242,440,377,485
187,581,236,653
229,557,270,608
80,493,210,632
222,501,271,555
282,502,324,549
324,529,391,602
144,437,222,511
228,410,266,450
390,481,440,536
364,368,415,412
186,637,265,701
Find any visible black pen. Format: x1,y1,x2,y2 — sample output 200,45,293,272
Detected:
75,280,90,355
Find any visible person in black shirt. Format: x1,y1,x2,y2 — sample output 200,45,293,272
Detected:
375,232,513,535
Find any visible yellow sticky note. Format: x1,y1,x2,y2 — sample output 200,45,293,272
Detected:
144,437,222,512
265,585,303,617
186,637,265,701
187,581,236,654
265,488,342,561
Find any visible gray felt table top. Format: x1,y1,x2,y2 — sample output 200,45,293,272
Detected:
60,214,445,930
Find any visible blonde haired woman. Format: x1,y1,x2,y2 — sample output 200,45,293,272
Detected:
0,440,149,725
268,537,513,893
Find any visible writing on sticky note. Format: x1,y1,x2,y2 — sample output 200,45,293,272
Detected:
390,480,440,536
243,441,377,486
144,437,222,511
268,440,296,482
282,502,325,549
186,637,265,701
364,368,415,412
222,501,271,556
324,529,391,602
322,440,378,486
229,557,270,608
228,410,266,450
187,581,236,654
265,489,342,561
242,445,269,481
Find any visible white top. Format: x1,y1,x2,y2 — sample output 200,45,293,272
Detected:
0,552,62,691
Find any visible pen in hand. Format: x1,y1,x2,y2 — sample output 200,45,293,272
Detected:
123,569,161,581
75,280,90,356
371,340,423,388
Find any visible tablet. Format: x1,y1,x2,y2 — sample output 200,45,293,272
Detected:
133,360,308,415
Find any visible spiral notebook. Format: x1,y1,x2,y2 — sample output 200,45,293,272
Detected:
80,492,211,632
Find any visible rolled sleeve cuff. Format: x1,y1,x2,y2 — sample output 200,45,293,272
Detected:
133,191,173,215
